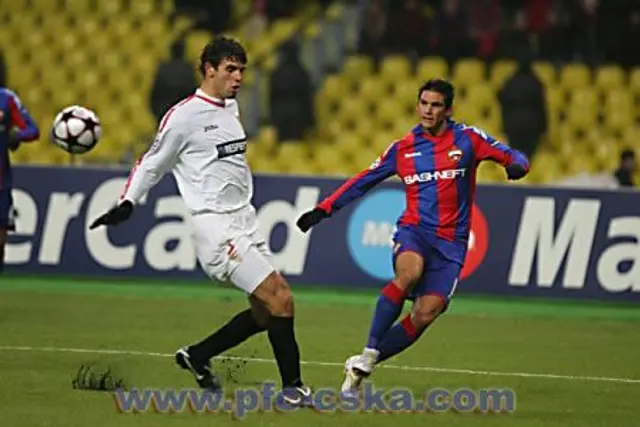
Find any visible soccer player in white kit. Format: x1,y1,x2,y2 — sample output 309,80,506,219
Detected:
89,36,311,405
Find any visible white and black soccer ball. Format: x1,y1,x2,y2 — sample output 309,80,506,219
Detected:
51,105,102,154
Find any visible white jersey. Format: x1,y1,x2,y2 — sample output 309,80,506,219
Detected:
120,88,252,214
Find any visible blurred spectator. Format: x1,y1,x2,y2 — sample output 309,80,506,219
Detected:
382,0,431,58
149,39,197,125
356,0,387,63
497,8,535,60
613,148,637,187
266,0,303,23
245,0,268,41
467,0,503,60
537,5,572,62
431,0,476,63
268,40,314,141
497,57,547,159
567,0,604,65
173,0,231,33
599,0,640,67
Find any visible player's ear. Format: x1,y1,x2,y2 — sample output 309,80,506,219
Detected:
204,62,216,78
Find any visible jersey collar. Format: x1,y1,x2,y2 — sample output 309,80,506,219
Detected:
195,89,225,108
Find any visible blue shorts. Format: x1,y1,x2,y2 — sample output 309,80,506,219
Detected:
0,188,15,231
392,225,466,307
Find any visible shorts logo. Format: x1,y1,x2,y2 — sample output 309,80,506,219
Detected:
226,240,240,261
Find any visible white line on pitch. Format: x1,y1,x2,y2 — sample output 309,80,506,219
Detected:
1,345,639,385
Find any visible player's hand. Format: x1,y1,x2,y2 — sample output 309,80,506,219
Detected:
89,200,134,229
8,129,21,151
296,208,328,232
506,164,527,180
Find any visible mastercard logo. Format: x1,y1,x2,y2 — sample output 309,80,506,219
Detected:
460,203,489,280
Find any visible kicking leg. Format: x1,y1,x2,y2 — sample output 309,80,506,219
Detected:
375,256,460,364
186,295,270,362
341,249,423,393
375,294,446,364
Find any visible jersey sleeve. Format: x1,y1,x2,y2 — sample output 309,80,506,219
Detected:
119,121,185,204
7,92,39,142
463,125,530,172
317,142,398,215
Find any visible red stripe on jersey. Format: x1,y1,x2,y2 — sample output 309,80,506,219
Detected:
158,95,194,132
434,134,458,240
120,96,194,201
195,95,225,108
396,134,419,226
7,96,27,129
119,156,143,201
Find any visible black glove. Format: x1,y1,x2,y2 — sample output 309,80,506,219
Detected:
506,164,527,180
89,200,134,229
296,208,328,232
8,129,20,152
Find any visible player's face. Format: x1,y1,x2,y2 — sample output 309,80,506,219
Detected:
416,90,450,132
211,58,246,98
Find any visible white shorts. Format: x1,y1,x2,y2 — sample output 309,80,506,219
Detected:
188,205,274,294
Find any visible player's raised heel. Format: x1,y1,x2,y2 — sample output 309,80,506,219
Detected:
355,347,379,376
174,347,222,393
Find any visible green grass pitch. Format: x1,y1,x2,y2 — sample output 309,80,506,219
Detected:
1,275,640,426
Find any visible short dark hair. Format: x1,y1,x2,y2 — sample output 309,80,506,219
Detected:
621,148,636,161
199,36,248,76
418,79,455,108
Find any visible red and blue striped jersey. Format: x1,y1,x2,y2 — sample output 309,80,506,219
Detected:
317,120,529,244
0,87,39,189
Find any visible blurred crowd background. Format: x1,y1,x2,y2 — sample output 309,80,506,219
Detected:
1,0,638,188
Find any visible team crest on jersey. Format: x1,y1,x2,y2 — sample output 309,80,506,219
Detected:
448,148,462,162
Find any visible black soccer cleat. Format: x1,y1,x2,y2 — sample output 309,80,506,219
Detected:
175,347,222,393
281,385,314,408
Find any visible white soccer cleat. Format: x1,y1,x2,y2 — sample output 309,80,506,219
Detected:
355,347,379,375
341,355,364,395
341,347,380,395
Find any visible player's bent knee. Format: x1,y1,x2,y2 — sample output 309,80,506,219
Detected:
252,272,294,317
394,271,421,291
412,294,447,328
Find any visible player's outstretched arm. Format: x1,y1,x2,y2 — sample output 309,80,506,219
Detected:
297,142,398,232
462,125,530,181
7,91,39,151
89,123,184,229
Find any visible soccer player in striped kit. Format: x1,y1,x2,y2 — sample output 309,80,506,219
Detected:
0,81,40,274
296,79,530,394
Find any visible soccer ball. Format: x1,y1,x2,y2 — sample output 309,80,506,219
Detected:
51,105,102,154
